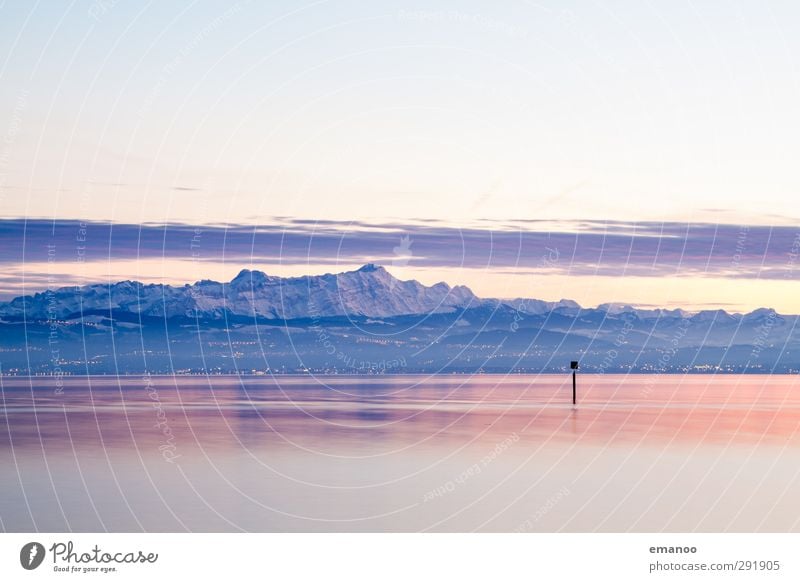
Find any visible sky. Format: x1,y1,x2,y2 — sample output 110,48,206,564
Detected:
1,1,799,311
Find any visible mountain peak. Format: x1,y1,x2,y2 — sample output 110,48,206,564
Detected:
598,302,635,313
357,263,384,273
231,268,270,285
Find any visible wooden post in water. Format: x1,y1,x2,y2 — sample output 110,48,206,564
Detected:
570,360,579,404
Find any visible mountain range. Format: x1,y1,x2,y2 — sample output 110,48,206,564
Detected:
1,264,797,375
0,264,478,321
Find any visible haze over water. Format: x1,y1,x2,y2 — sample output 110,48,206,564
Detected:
1,374,799,532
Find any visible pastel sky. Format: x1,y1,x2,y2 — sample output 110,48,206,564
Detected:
1,1,799,311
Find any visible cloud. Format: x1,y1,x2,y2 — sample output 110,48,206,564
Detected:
0,218,797,282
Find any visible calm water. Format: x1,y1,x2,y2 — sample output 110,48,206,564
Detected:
1,374,799,532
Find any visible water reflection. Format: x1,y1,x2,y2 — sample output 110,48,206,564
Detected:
1,374,799,532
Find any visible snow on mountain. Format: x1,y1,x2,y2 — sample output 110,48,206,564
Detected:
0,264,790,326
0,264,478,321
550,299,582,315
221,263,478,319
501,297,581,315
499,298,557,315
597,303,688,319
741,307,780,323
689,309,741,324
0,280,196,320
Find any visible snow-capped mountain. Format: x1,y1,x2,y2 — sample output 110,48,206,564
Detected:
2,264,799,374
501,297,581,316
689,309,740,324
0,264,791,325
0,263,478,321
597,303,688,319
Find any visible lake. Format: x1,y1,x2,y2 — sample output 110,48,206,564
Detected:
1,374,799,532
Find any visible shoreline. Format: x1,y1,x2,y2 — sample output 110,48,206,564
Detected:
1,371,796,379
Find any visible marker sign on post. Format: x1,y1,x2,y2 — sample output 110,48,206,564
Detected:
570,361,579,405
